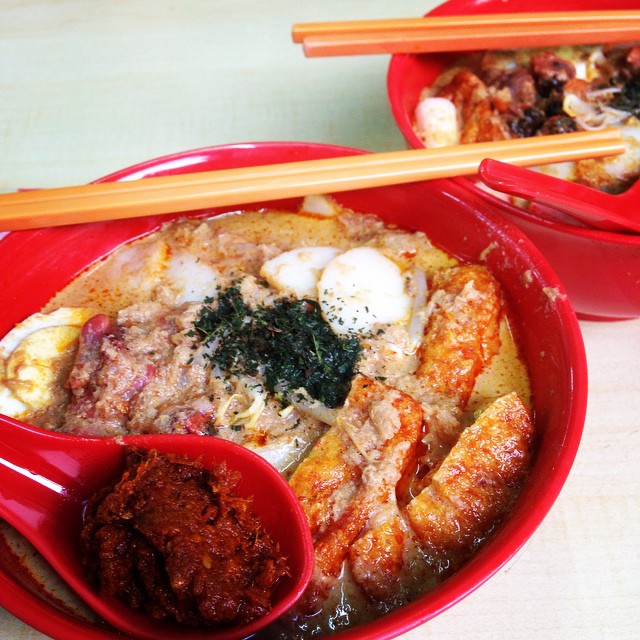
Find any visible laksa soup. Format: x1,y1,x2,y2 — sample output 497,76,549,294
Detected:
0,196,535,637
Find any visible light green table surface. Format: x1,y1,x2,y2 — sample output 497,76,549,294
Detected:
0,2,638,639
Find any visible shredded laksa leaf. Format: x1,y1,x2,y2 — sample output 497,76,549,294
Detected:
188,286,362,408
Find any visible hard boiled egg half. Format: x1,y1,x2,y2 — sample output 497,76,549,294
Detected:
0,307,97,419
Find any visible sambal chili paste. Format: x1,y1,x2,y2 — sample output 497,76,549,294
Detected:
80,447,289,626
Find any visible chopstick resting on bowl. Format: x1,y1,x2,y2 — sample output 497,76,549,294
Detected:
0,128,624,231
292,11,640,56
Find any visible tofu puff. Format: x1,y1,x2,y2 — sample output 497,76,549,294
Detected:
348,391,534,606
289,374,424,610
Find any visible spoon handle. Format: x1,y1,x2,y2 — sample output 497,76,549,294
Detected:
478,159,640,234
0,417,118,539
0,426,79,559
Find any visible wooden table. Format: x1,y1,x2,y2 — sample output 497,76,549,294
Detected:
1,1,638,638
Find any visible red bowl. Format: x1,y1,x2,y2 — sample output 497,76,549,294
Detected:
386,0,640,321
0,141,587,639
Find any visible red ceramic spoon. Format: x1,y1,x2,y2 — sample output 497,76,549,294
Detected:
0,416,313,640
478,158,640,234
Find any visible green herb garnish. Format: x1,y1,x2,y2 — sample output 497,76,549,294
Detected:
191,286,361,408
610,75,640,119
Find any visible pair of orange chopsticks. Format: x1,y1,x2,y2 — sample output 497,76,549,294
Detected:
292,10,640,56
1,12,633,231
0,128,624,231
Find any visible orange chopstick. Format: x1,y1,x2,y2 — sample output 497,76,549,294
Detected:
0,128,624,231
292,11,640,56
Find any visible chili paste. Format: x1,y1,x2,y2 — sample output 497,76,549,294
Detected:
81,447,289,627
